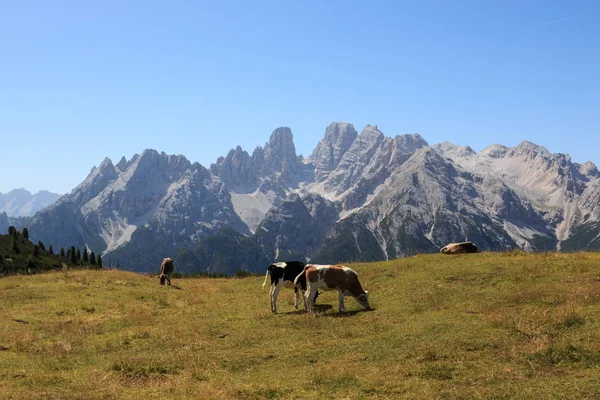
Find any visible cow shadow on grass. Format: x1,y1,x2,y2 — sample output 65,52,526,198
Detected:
282,304,333,315
318,308,374,318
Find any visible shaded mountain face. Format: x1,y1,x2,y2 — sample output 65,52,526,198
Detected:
23,122,600,274
0,189,62,217
253,193,339,262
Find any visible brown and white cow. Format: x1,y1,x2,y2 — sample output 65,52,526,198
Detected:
158,257,174,286
440,241,478,254
295,264,371,313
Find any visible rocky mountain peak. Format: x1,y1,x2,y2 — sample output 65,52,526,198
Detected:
72,158,118,202
265,127,298,165
262,127,301,184
128,150,191,181
579,161,599,178
209,146,256,188
479,144,509,158
115,156,127,171
513,140,551,159
310,122,358,182
268,127,294,149
359,125,384,142
395,133,429,154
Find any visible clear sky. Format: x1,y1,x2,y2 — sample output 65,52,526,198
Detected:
1,0,599,194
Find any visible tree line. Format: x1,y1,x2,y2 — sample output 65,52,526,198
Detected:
2,226,103,275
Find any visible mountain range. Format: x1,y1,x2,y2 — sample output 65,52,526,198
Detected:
0,189,61,217
20,122,600,274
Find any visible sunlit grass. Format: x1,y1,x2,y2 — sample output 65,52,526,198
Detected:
1,251,600,399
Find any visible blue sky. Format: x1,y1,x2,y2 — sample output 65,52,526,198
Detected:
1,0,598,194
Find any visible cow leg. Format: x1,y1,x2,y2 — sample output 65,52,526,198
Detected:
338,290,345,313
299,286,309,311
271,282,283,314
294,286,299,309
166,274,171,286
306,284,319,313
269,285,275,313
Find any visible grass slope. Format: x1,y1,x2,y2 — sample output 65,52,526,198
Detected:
2,251,600,399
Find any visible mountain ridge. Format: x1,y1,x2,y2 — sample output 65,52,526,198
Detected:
0,189,62,218
23,123,600,273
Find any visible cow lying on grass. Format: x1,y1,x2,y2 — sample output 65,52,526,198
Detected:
295,264,370,313
440,241,478,254
158,257,174,286
262,261,318,313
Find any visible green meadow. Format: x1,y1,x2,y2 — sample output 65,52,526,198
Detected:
2,251,600,399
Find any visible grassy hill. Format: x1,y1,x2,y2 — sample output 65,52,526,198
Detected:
1,251,600,399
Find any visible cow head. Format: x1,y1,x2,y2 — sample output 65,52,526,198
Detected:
356,291,371,310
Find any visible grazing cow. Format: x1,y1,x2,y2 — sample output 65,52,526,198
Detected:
440,241,478,254
296,264,370,313
158,257,174,286
262,261,318,313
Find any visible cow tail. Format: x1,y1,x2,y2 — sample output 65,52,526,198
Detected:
261,267,271,290
293,265,309,286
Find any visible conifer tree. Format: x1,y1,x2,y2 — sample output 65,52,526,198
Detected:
22,227,29,240
49,245,54,255
7,226,16,236
11,237,19,254
70,246,77,265
33,245,39,258
38,241,46,251
76,249,81,262
89,252,96,266
60,248,65,258
83,248,89,264
97,254,103,269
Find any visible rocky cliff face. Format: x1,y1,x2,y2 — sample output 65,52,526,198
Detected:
0,189,62,217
